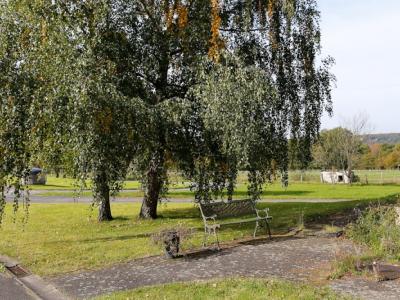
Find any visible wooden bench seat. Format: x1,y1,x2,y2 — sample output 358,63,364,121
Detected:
198,199,272,249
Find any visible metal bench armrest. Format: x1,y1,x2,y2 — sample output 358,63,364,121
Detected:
255,208,270,218
202,214,217,226
204,214,217,220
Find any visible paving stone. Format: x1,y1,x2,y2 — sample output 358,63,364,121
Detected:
330,278,400,300
50,236,400,299
51,237,352,298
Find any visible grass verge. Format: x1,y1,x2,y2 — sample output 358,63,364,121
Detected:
95,277,352,300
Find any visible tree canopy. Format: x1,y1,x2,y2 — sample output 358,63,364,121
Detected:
0,0,334,222
312,127,357,171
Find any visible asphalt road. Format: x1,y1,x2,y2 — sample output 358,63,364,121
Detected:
4,193,351,204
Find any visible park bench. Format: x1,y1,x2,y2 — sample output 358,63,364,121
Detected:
198,199,272,249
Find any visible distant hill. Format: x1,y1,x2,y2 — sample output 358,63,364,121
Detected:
362,133,400,145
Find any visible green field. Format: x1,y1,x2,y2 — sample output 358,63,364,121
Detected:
28,176,142,190
29,176,188,191
30,170,400,192
96,278,352,300
289,169,400,184
0,194,398,276
35,182,400,201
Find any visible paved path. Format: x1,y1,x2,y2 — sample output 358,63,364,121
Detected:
6,193,352,204
0,273,36,300
50,236,400,300
331,278,400,300
51,236,354,299
3,234,399,300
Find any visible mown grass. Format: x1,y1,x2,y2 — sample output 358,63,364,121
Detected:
29,177,143,191
96,277,352,300
31,169,400,192
35,182,400,201
0,196,397,277
289,169,400,184
29,176,188,191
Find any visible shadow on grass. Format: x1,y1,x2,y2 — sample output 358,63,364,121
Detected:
47,232,156,245
349,183,400,187
300,194,398,227
46,194,400,246
112,216,131,221
166,190,312,198
31,184,71,189
236,190,311,197
158,207,201,219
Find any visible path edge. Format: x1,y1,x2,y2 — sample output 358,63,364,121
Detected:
0,254,69,300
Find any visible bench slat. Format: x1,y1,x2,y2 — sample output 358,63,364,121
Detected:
200,199,256,218
198,199,272,248
216,216,272,226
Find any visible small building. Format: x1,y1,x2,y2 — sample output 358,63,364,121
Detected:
320,171,351,184
26,168,47,185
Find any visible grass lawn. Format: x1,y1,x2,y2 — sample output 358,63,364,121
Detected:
29,176,188,191
29,176,143,191
31,169,400,192
35,182,400,201
289,169,400,184
96,278,352,300
0,195,397,277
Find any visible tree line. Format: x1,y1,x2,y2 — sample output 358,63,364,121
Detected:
356,143,400,170
0,0,334,223
305,127,400,172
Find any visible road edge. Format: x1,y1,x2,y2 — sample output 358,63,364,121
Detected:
0,254,69,300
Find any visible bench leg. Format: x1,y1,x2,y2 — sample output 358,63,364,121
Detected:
203,228,208,247
253,221,260,238
213,227,220,250
265,219,272,239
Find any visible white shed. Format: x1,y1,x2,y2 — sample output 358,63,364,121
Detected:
320,171,350,184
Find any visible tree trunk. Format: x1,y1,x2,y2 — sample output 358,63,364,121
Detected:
140,154,164,219
347,161,353,185
97,172,113,222
98,191,112,221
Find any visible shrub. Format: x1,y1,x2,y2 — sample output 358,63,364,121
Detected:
346,205,400,260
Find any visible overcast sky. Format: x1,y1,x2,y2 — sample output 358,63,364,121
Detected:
318,0,400,133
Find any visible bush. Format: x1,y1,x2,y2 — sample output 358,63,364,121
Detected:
346,205,400,260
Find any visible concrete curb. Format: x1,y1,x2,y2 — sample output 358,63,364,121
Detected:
1,270,41,300
18,274,70,300
0,254,19,268
0,255,69,300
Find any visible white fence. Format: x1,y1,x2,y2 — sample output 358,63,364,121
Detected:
289,170,400,184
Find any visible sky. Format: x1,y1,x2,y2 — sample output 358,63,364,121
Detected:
318,0,400,133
